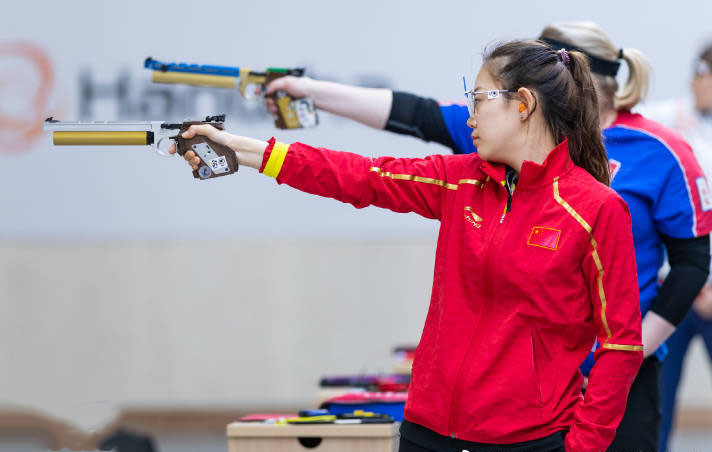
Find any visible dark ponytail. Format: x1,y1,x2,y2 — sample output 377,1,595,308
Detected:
484,40,610,186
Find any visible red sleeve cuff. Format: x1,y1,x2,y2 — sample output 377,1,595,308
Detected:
259,137,277,173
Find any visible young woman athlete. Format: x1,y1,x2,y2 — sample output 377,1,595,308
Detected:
173,40,644,452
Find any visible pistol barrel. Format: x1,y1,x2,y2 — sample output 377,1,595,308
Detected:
43,119,162,146
151,70,238,89
52,131,152,146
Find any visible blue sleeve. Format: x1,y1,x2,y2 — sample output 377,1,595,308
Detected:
439,103,477,155
653,155,700,239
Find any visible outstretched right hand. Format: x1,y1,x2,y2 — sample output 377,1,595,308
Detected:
168,125,269,171
263,76,313,118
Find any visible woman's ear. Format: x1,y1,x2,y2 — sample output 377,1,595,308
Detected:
516,87,537,120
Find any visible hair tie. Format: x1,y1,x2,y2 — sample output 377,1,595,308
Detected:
618,48,624,60
558,48,570,65
541,37,620,76
696,59,711,76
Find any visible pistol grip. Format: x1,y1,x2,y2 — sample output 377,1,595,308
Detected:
266,91,319,130
262,70,318,129
175,135,238,180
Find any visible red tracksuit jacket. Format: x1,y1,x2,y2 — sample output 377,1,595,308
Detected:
260,138,644,452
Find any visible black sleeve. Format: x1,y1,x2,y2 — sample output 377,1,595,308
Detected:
650,234,710,325
384,91,459,153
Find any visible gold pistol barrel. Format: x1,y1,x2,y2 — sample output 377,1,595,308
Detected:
53,131,151,146
151,71,237,89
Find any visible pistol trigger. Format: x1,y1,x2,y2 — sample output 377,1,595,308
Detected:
155,135,177,157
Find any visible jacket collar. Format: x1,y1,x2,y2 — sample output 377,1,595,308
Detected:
479,138,574,189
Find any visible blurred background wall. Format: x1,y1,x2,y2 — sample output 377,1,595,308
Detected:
1,0,711,448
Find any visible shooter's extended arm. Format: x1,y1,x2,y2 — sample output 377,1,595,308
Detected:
144,58,317,129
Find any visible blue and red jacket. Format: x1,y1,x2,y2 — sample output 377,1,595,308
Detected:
259,137,643,452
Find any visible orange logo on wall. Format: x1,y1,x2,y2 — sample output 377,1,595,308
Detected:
0,41,54,153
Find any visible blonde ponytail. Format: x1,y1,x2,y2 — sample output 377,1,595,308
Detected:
616,47,650,110
540,22,651,111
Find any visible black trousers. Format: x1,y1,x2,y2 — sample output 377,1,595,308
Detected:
398,436,566,452
398,436,565,452
398,420,566,452
606,356,661,452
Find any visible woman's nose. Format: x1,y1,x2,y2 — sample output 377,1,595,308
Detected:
467,116,476,129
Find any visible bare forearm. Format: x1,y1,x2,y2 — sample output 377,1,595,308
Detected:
231,135,269,170
641,310,675,357
306,79,392,129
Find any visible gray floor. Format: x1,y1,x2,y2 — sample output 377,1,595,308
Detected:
667,429,712,452
154,434,228,452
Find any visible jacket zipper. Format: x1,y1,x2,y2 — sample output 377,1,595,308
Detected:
500,167,517,223
447,173,515,437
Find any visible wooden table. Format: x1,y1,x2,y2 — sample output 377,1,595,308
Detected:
226,422,399,452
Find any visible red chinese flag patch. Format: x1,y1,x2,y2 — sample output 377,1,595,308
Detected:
527,227,561,251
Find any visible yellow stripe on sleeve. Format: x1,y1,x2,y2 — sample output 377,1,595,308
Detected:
369,167,460,190
263,142,289,179
601,343,644,352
